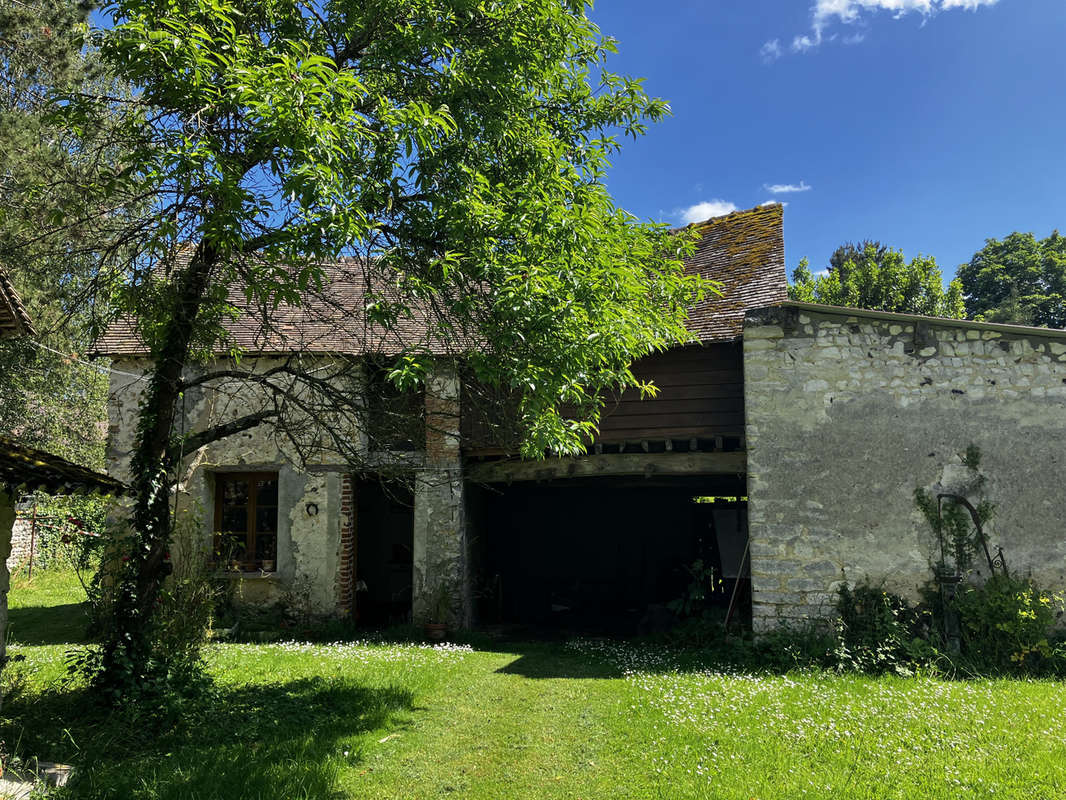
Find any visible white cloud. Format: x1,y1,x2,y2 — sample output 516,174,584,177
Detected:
678,200,738,224
759,200,788,207
764,181,812,195
767,0,1000,58
760,38,783,62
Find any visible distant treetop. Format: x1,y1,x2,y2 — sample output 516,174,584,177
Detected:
789,240,965,319
957,231,1066,328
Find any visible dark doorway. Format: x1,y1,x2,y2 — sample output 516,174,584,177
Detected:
468,478,750,634
354,479,414,626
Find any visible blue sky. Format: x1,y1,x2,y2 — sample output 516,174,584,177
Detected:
587,0,1066,281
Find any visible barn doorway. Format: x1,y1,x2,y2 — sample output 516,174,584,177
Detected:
354,479,414,626
467,478,750,634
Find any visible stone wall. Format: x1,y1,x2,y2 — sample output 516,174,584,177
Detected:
412,369,470,626
6,513,32,575
106,358,470,621
744,304,1066,630
108,359,351,614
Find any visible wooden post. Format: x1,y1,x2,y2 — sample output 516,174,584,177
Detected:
27,499,38,580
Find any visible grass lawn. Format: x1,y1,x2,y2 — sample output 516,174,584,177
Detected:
3,571,1065,799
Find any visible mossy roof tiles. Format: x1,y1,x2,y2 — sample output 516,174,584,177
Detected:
93,204,786,356
0,436,127,495
679,203,787,342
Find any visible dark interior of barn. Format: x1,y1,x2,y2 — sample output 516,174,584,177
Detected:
354,478,414,626
467,477,750,635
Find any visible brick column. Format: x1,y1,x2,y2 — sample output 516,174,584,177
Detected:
412,367,470,626
335,475,356,617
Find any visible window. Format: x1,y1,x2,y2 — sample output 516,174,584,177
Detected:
366,359,424,451
213,472,278,571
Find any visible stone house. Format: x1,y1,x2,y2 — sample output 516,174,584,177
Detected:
96,204,1066,631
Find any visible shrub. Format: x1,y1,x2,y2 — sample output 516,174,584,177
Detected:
71,509,222,717
832,581,933,676
14,494,108,575
951,574,1066,675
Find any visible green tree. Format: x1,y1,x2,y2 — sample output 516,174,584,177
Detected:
957,232,1066,327
38,0,706,697
789,241,965,318
0,0,128,467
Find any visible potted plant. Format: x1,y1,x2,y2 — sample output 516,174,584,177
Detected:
423,581,453,641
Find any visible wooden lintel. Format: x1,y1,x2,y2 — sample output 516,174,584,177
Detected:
464,451,747,484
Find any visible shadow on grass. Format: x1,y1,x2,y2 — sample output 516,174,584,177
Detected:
491,643,624,680
7,602,91,646
2,676,416,799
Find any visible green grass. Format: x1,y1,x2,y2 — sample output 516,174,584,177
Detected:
3,572,1066,799
8,567,92,647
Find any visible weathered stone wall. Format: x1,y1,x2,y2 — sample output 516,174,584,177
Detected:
107,359,351,614
106,358,470,621
412,369,470,625
6,513,32,574
744,305,1066,630
0,489,14,679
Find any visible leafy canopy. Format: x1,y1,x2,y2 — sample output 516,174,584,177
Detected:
957,231,1066,328
76,0,706,456
789,241,964,319
0,0,114,467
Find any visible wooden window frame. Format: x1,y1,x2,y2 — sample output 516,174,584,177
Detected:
213,471,279,572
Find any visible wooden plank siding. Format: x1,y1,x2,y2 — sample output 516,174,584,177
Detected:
595,342,744,443
461,342,745,456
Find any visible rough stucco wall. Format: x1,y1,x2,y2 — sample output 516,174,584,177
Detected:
744,306,1066,630
107,359,349,614
412,369,470,625
106,358,471,621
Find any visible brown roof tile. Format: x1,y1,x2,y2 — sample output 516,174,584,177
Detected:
679,202,787,342
93,257,456,357
0,435,127,495
93,204,785,357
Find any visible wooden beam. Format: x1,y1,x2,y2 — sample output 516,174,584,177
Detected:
465,452,747,484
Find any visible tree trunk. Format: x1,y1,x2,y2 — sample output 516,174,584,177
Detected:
98,243,217,691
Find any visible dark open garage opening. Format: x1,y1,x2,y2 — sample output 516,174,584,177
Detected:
354,478,414,626
467,476,750,635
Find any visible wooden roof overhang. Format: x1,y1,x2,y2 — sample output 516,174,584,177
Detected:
0,268,36,339
0,436,127,497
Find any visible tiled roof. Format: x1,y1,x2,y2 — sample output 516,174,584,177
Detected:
679,203,787,342
93,204,785,356
92,257,456,357
0,266,36,339
0,436,127,496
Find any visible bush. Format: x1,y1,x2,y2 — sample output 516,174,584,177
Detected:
832,582,933,676
14,494,108,575
951,574,1066,675
71,510,222,718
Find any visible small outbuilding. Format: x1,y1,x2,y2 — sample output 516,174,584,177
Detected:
0,268,126,699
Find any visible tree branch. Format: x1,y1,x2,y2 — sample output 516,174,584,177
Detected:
169,409,279,460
